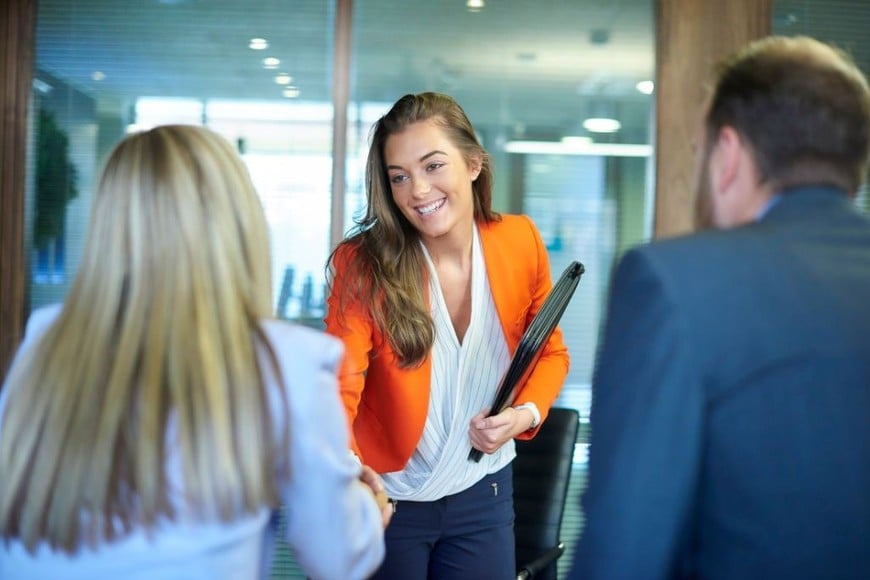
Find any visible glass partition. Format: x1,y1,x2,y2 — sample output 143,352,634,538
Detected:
31,1,656,577
348,1,655,573
31,0,335,326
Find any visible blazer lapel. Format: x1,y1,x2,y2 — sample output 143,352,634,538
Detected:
479,218,530,354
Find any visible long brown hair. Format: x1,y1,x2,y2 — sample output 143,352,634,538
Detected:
0,125,286,553
327,92,499,367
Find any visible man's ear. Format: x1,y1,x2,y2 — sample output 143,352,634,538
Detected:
709,126,742,197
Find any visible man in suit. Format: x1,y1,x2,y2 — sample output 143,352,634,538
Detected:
569,35,870,579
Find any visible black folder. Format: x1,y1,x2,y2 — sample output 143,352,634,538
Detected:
468,260,585,462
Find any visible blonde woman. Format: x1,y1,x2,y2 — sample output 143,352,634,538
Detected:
0,125,388,579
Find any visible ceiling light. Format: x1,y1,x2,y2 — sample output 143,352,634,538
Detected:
466,0,484,12
582,117,621,133
636,80,654,95
561,135,592,146
249,38,268,50
282,87,300,98
504,140,651,157
91,71,106,81
263,57,281,69
274,73,293,85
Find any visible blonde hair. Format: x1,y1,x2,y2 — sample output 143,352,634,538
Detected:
0,125,285,553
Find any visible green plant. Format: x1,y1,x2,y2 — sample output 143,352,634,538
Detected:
35,108,78,247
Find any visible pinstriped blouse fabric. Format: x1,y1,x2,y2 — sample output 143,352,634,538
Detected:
381,225,514,501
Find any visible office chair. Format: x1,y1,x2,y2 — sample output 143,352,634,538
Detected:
514,407,580,580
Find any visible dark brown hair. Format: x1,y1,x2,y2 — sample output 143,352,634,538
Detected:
706,35,870,194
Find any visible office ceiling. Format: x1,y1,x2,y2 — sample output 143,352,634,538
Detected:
34,0,657,143
32,0,870,146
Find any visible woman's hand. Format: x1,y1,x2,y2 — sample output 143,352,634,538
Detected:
359,464,394,528
468,406,535,455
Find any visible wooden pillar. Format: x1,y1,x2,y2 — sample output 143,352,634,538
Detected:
653,0,772,239
0,0,37,378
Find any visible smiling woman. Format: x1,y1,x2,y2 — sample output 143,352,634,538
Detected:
324,91,570,579
384,119,481,248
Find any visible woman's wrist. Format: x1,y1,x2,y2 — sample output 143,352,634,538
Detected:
512,402,540,431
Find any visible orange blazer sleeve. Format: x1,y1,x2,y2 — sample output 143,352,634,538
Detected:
324,244,372,458
324,244,431,471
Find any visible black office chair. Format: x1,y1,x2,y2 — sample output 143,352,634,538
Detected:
514,407,580,580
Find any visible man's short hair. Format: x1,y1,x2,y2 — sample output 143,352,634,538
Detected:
706,35,870,194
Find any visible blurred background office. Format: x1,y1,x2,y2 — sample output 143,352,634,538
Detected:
1,0,869,578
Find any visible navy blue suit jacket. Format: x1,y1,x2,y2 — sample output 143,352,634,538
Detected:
570,186,870,579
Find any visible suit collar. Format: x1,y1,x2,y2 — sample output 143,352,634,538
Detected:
762,185,854,223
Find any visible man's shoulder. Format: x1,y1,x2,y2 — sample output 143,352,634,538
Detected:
635,224,769,262
627,229,733,268
617,227,768,298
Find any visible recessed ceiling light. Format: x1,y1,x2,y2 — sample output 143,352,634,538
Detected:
282,87,301,98
91,71,106,81
274,73,293,85
249,38,268,50
466,0,484,12
582,117,621,133
636,80,654,95
263,57,281,69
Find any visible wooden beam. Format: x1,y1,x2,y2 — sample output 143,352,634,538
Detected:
653,0,772,239
0,0,36,378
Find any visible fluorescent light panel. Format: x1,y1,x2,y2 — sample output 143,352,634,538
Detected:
504,140,652,157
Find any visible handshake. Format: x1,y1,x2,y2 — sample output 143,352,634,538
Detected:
360,464,394,528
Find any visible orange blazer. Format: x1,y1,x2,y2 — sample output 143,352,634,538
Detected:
324,214,571,473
